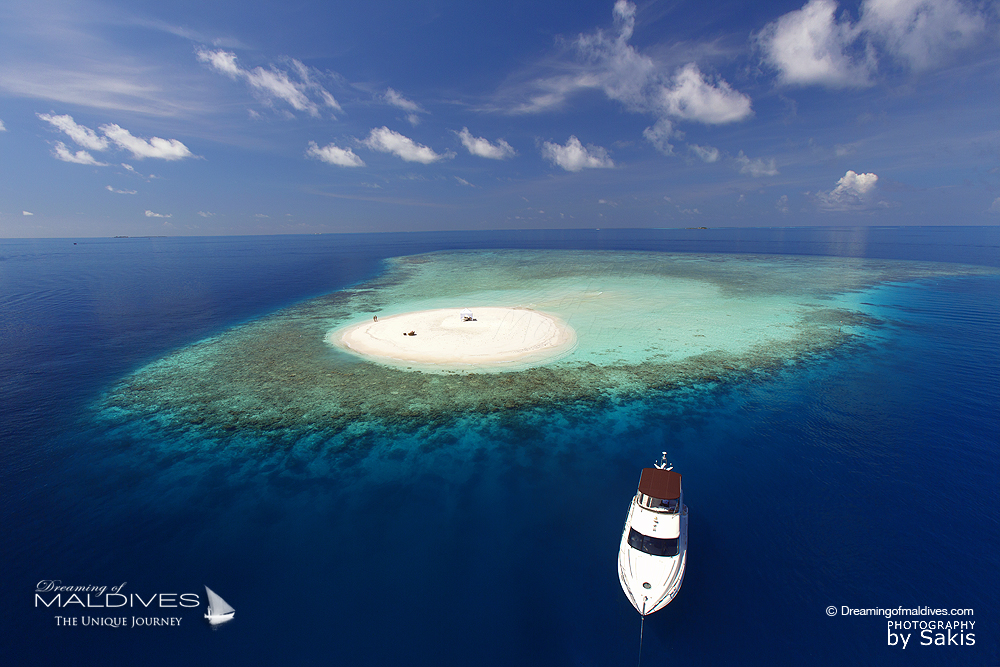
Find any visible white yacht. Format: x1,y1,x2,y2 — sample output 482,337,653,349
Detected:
618,453,688,616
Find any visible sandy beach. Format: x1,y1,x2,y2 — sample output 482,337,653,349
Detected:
332,307,576,371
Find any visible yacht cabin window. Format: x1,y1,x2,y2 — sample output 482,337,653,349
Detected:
627,528,679,557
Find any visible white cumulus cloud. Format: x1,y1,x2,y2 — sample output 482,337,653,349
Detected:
689,143,720,163
643,120,675,155
53,141,108,166
860,0,984,70
817,169,879,209
38,113,109,150
22,210,33,216
197,49,341,117
360,127,452,164
0,119,7,131
506,1,751,151
383,88,422,113
657,64,753,124
758,0,986,87
757,0,871,88
456,128,516,159
106,185,137,194
735,151,779,177
100,124,192,160
39,115,192,161
382,89,424,126
541,136,614,172
199,49,241,77
144,210,171,218
306,141,365,167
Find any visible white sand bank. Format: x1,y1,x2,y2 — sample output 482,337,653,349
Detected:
332,307,576,371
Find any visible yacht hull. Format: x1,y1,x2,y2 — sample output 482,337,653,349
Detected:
618,500,688,615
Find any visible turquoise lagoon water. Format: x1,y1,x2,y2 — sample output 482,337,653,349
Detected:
2,228,999,667
94,249,991,468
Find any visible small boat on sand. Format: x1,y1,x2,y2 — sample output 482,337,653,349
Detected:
618,453,688,616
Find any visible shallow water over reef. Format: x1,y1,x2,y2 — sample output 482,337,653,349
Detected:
96,249,991,455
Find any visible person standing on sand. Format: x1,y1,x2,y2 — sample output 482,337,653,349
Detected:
373,315,377,322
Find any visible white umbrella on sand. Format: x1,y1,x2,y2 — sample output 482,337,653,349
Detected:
460,308,473,321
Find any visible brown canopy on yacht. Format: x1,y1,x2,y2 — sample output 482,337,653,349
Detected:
638,468,681,500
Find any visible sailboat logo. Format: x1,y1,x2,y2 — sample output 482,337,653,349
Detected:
204,586,235,625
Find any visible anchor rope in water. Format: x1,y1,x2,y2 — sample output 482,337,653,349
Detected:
637,613,645,667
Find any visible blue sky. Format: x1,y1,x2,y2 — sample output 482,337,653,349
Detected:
0,0,997,236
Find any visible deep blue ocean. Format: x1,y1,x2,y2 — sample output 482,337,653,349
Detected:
2,227,998,666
